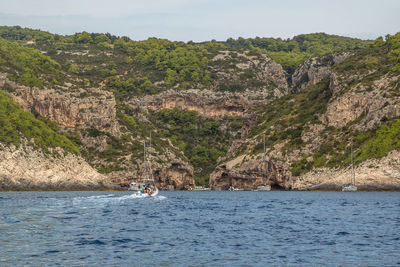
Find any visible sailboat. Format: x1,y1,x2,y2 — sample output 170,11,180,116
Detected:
257,134,271,191
342,141,357,192
129,133,159,197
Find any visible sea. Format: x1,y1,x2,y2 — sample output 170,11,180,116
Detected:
0,191,399,266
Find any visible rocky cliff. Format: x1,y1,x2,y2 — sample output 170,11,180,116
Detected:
209,153,290,190
291,53,351,91
0,142,116,190
1,28,398,191
209,47,400,191
0,73,120,136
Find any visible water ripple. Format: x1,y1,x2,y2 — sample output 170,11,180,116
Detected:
0,191,399,266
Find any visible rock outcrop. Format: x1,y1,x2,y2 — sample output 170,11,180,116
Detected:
323,73,400,129
292,53,351,91
128,52,290,118
211,51,289,93
0,73,120,136
154,161,195,190
128,89,246,117
209,153,291,190
0,143,117,191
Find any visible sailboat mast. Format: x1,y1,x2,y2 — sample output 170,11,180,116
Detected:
149,132,153,182
143,140,147,180
263,134,266,181
351,141,355,186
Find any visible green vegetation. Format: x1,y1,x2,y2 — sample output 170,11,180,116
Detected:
154,107,236,185
0,26,59,43
290,117,400,176
225,33,369,74
0,89,80,155
107,76,160,100
0,37,61,87
386,33,400,72
251,78,331,151
354,118,400,163
115,37,211,87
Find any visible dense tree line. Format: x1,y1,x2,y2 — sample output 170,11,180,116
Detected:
0,37,61,87
156,107,227,185
225,33,369,73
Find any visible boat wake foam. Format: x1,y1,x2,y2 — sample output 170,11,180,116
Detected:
71,193,166,206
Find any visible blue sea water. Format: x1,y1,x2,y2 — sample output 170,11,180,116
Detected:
0,191,399,266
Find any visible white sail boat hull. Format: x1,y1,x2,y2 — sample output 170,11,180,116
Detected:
342,185,357,192
257,185,271,191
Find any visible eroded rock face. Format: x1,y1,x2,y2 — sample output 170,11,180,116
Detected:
0,74,120,136
292,53,351,91
0,143,117,191
154,161,195,190
127,53,290,118
209,154,291,190
128,89,246,117
323,73,400,129
211,51,289,93
292,151,400,191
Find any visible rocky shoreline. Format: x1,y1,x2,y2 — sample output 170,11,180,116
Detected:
0,143,119,191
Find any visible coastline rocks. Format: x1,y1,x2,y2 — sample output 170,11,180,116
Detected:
209,153,291,190
292,150,400,191
0,143,118,191
154,161,195,190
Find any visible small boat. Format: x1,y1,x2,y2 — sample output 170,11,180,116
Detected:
228,186,242,191
129,133,159,197
342,141,357,192
129,182,159,197
257,185,271,191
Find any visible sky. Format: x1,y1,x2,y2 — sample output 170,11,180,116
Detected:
0,0,399,41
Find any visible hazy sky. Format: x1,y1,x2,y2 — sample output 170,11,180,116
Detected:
0,0,399,41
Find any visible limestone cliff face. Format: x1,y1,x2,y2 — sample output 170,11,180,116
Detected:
154,161,195,190
292,53,351,91
323,73,400,129
128,89,246,117
0,142,117,191
0,74,120,136
127,52,289,118
209,153,291,190
211,51,289,93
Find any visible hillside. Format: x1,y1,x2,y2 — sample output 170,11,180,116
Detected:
0,87,113,190
210,34,400,190
0,25,399,190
